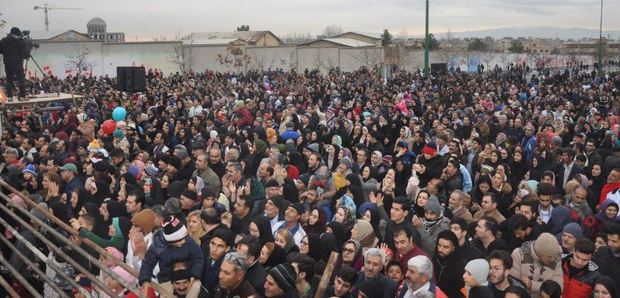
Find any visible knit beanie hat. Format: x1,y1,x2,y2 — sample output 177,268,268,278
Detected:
359,277,385,298
268,263,297,292
145,164,159,177
30,202,48,222
339,157,352,170
464,259,490,286
105,247,125,262
113,129,125,139
534,232,562,258
424,195,442,216
130,209,156,233
22,164,37,176
307,143,320,153
422,143,437,156
181,190,198,202
561,223,583,239
111,266,135,285
162,216,188,242
127,165,139,178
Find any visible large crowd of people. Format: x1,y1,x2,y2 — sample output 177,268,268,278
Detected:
0,63,619,298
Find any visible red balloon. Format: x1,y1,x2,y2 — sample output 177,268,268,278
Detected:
102,119,117,135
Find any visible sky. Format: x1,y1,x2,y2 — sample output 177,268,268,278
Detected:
1,0,619,39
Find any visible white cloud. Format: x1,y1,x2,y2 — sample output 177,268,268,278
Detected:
1,0,618,38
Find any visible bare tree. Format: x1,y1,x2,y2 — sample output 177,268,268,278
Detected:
169,32,195,73
396,28,409,43
0,13,6,31
442,29,454,51
322,25,343,38
281,31,314,45
353,47,382,68
480,51,495,73
249,50,276,71
216,46,252,73
64,43,96,78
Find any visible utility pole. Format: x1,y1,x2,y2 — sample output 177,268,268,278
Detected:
423,0,430,78
598,0,603,71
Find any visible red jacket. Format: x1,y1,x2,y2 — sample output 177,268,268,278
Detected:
598,182,620,205
561,256,600,298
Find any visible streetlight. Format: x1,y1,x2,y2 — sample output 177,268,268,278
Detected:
598,0,603,71
423,0,430,78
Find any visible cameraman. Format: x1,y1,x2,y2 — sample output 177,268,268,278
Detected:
0,27,28,99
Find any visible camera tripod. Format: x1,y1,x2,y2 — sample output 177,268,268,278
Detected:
24,54,46,79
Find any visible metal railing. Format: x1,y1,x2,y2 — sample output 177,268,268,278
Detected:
0,177,172,297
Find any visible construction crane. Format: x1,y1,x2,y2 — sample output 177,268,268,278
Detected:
33,3,84,31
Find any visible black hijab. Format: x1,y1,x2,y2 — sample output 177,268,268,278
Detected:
305,234,322,262
251,216,275,245
319,233,340,263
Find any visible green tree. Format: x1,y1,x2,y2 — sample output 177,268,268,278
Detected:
236,25,250,31
381,29,393,45
508,40,525,53
424,33,440,50
467,38,488,51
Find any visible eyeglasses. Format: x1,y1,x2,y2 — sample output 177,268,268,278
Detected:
343,248,355,254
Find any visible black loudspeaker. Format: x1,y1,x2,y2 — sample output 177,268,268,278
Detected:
431,63,447,75
116,66,146,92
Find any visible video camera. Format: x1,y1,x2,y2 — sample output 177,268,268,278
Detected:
20,30,40,58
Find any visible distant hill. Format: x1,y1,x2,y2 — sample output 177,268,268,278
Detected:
437,26,620,40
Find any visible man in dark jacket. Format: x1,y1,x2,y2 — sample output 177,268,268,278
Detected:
139,216,204,297
202,227,234,295
450,217,484,262
432,230,465,298
352,248,397,298
593,223,620,293
236,235,266,296
0,27,27,99
323,265,357,298
384,197,419,253
487,250,526,298
212,252,259,298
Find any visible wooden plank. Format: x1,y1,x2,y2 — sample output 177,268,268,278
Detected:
314,251,339,298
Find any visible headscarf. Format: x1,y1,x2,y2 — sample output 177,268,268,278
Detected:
319,233,340,262
343,239,364,270
276,229,296,254
327,221,349,248
264,244,287,269
83,202,106,238
304,234,322,262
304,207,327,235
596,199,620,222
593,276,618,298
251,216,275,245
352,219,375,248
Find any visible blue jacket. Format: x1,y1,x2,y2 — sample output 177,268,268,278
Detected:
521,135,537,161
139,231,204,284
